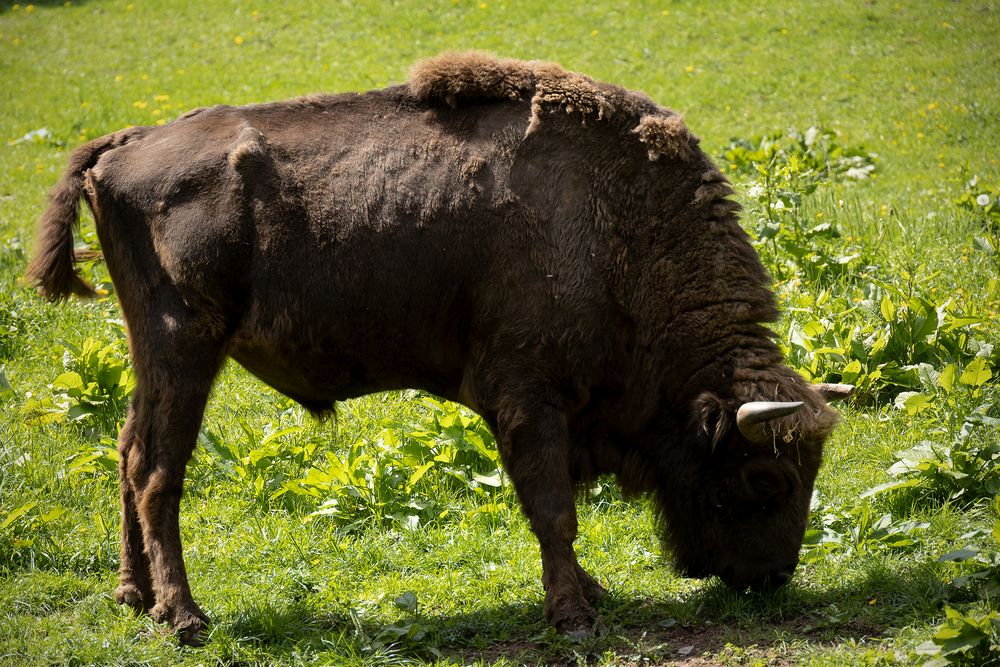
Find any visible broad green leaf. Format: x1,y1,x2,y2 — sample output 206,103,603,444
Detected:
938,363,958,393
472,471,503,487
938,547,979,562
394,591,418,612
841,359,862,383
259,425,304,447
895,392,932,414
880,293,896,321
406,461,435,489
959,358,992,387
96,364,123,390
0,501,37,530
859,478,921,499
52,371,84,390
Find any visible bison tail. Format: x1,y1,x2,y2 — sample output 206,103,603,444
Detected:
26,135,121,301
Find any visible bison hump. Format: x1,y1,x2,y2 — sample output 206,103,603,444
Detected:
228,126,271,175
408,52,699,162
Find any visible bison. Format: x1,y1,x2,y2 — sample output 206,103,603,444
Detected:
30,53,852,643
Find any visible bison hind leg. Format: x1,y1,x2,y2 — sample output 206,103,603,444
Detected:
114,404,155,614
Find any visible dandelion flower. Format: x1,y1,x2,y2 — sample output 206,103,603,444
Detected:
977,194,991,207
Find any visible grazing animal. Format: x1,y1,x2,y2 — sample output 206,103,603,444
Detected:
29,52,852,644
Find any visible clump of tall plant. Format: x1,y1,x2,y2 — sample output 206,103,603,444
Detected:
23,337,134,437
719,127,878,285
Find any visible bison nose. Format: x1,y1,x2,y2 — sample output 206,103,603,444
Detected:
723,559,799,592
766,566,794,588
762,559,799,589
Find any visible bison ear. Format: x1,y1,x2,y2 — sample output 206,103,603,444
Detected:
814,383,855,403
693,392,731,451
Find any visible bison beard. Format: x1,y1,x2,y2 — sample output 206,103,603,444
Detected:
28,52,851,644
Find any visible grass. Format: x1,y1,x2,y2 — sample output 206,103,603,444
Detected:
2,1,999,665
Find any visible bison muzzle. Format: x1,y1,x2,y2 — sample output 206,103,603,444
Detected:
29,52,852,644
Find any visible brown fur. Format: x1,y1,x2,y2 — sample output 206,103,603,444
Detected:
410,51,698,159
29,53,845,643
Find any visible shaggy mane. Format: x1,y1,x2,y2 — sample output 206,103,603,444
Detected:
409,52,699,160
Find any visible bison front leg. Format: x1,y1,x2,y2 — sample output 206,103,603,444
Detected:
497,403,603,636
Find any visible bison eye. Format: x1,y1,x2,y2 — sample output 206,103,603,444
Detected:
741,462,789,504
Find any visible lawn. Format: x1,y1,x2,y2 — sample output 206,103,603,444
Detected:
1,1,999,665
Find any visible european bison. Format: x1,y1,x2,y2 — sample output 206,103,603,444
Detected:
30,53,851,643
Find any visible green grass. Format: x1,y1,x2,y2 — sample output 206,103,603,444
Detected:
2,1,999,665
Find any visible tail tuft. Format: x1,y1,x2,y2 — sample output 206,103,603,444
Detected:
26,136,117,301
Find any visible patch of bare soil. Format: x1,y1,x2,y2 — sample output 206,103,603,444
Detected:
449,617,886,666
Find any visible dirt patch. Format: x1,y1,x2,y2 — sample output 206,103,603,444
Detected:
448,617,886,665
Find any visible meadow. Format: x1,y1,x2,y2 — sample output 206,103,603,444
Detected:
1,1,998,665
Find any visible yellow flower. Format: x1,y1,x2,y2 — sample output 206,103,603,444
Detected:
133,100,148,109
114,74,124,82
591,29,599,36
154,94,169,102
479,2,487,8
684,65,695,73
26,4,35,12
234,35,244,45
126,3,134,11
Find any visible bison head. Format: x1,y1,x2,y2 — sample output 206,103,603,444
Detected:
654,383,852,591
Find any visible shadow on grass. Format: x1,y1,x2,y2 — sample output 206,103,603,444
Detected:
193,561,952,664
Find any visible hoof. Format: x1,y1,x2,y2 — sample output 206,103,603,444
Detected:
559,617,607,639
551,601,602,639
150,602,210,646
114,583,153,613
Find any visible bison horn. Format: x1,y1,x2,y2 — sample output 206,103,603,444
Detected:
814,383,855,402
736,401,805,444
